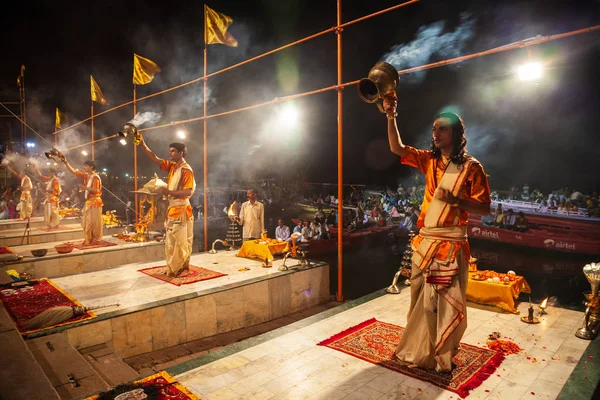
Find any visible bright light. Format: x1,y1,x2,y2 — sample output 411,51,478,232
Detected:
46,162,51,165
517,62,543,81
26,142,35,148
102,168,107,172
177,130,186,139
125,173,129,177
81,150,88,156
119,139,127,146
278,105,298,126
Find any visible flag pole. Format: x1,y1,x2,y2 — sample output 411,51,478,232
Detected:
91,97,95,161
336,0,344,302
133,84,139,221
203,4,209,252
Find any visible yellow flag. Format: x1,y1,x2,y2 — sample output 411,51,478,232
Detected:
133,54,161,85
90,75,108,105
205,5,238,47
55,108,67,129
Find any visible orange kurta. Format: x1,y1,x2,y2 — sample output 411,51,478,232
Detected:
74,171,103,207
41,175,61,203
401,146,491,229
394,146,491,372
160,160,194,220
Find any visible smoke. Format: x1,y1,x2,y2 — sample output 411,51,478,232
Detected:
382,13,476,84
129,111,163,127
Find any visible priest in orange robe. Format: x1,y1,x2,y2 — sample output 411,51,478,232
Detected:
385,94,491,372
140,138,196,277
33,166,62,229
63,159,103,244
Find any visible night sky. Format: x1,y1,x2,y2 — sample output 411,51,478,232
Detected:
1,0,599,195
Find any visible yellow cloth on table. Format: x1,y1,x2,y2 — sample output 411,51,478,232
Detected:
236,240,290,262
466,272,531,313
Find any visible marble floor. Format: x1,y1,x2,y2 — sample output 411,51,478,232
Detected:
52,250,311,315
169,288,596,400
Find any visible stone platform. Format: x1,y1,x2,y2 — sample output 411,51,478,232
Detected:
156,287,598,400
0,216,81,231
0,223,121,247
23,251,330,361
1,236,164,278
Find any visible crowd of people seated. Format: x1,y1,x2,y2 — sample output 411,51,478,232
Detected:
496,184,600,218
481,204,529,231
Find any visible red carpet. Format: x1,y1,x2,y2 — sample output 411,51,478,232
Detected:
138,265,227,286
318,318,504,398
0,246,14,254
0,278,95,333
84,370,200,400
67,240,118,250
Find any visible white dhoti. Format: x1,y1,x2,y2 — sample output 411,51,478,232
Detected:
82,205,103,244
395,158,474,372
164,212,194,275
394,238,468,371
44,201,60,228
20,197,33,219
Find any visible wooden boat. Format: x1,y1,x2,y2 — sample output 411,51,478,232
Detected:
468,218,600,255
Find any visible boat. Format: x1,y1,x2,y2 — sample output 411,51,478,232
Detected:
492,199,600,232
291,223,405,256
467,218,600,255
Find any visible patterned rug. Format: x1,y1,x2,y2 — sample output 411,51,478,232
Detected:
66,240,118,250
0,246,14,254
318,318,504,398
84,370,200,400
0,278,96,334
138,265,227,286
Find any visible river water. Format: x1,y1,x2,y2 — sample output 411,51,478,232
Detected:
195,215,596,312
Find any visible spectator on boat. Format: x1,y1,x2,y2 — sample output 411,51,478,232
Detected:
326,209,337,227
400,207,415,231
515,212,529,232
293,219,303,235
315,219,330,240
300,220,314,242
481,213,494,226
492,205,504,227
314,205,326,224
275,218,291,242
389,204,402,221
503,209,516,230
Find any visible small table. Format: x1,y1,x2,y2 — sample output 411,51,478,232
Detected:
236,239,290,262
466,271,531,313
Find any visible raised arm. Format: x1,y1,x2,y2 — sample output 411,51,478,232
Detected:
139,136,163,167
61,157,79,176
383,94,410,158
4,164,23,180
32,165,44,178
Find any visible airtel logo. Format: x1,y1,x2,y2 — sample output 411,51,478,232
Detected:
471,227,499,239
544,239,576,250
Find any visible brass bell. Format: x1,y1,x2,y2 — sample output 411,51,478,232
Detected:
357,62,399,113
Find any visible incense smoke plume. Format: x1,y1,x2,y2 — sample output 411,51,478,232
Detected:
382,13,476,84
129,111,163,127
